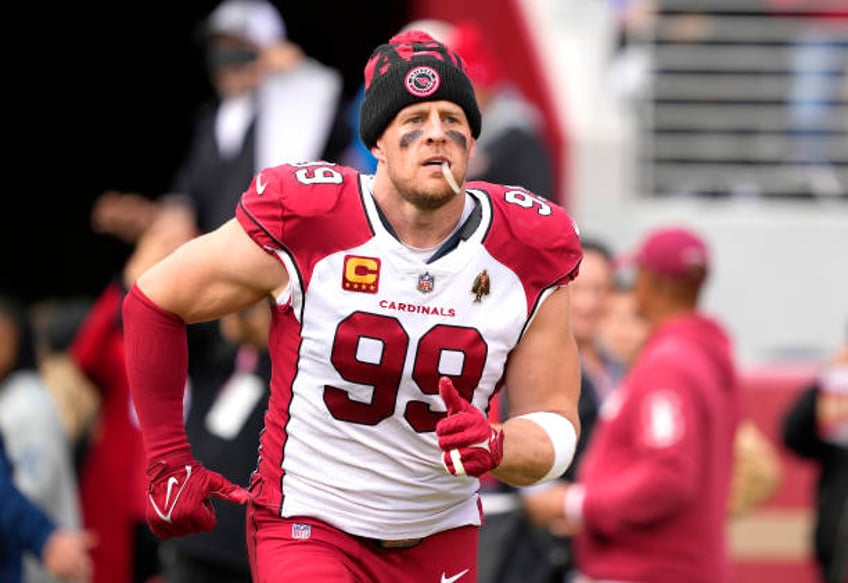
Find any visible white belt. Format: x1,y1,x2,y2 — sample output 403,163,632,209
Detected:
479,492,521,515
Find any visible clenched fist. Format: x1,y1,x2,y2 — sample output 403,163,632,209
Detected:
436,377,504,477
145,451,251,539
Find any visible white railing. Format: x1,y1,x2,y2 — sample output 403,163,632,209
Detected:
636,5,848,199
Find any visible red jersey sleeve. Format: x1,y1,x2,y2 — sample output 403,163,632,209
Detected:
235,163,373,286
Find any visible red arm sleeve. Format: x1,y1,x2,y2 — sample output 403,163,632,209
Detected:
122,284,191,462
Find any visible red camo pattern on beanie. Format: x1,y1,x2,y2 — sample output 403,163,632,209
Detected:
359,29,482,149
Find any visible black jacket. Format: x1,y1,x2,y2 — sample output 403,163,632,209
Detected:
782,384,848,583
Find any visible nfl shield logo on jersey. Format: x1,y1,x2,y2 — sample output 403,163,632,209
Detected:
418,271,435,293
292,523,312,540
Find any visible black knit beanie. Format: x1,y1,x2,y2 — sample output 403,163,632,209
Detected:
359,29,482,149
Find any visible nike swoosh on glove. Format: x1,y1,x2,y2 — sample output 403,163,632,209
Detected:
436,376,504,477
145,451,251,539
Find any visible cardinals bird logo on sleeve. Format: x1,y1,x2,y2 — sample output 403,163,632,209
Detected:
471,270,490,303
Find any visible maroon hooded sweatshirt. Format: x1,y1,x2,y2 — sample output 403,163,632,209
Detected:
574,312,743,583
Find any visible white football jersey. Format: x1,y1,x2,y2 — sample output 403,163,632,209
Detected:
236,162,581,539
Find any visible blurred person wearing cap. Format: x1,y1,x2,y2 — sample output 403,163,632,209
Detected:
523,225,744,583
782,330,848,583
121,27,585,582
91,0,347,243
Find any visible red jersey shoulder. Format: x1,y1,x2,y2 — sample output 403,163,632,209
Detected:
469,181,582,284
469,181,580,247
243,162,361,216
237,162,369,254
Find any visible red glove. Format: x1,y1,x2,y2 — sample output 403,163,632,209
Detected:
145,451,250,539
436,377,504,477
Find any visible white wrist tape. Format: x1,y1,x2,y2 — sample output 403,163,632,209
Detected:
448,449,466,476
516,412,577,484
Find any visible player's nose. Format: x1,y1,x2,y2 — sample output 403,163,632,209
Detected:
424,111,449,142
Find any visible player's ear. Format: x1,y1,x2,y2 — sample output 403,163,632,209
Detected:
371,146,386,163
370,140,387,164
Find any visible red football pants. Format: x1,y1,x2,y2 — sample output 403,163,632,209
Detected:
246,501,478,582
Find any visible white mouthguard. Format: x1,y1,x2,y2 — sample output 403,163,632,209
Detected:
441,162,461,195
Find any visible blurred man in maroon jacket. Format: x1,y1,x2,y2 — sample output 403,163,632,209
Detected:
524,225,743,583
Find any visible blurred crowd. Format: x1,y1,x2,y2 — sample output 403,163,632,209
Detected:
2,1,846,583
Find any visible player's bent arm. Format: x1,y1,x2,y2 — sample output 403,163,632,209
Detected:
136,218,289,324
491,286,582,487
124,217,284,521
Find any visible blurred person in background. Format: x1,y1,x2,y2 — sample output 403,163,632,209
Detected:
0,294,89,583
601,257,781,523
596,278,647,371
769,0,848,198
157,300,271,583
337,83,379,174
561,238,627,406
451,20,557,200
29,298,101,470
782,331,848,583
605,0,658,106
1,432,95,583
524,225,743,583
91,0,348,245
